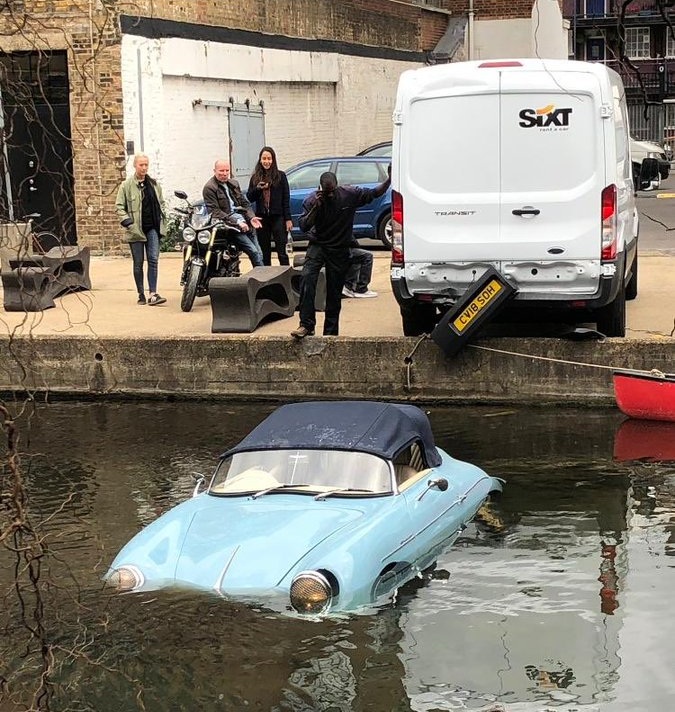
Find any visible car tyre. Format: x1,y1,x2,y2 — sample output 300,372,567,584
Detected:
660,166,670,180
596,283,626,337
378,211,392,249
400,301,437,336
626,252,638,301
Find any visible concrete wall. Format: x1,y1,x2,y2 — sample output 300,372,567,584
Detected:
2,336,673,405
120,36,419,202
473,0,568,60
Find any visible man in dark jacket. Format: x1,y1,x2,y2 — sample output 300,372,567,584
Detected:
291,168,390,338
202,159,264,267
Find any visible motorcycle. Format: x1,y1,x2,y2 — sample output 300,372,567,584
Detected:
174,190,242,312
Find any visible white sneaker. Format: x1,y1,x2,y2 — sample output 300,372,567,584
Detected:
351,289,378,298
342,286,356,297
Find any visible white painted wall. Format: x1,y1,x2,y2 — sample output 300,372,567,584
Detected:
120,35,419,203
471,1,568,61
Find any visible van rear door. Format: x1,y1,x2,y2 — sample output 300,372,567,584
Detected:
401,70,501,264
498,70,605,290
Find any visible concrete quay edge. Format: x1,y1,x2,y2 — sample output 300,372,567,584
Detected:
1,334,673,406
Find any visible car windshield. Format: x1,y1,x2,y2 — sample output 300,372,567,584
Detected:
208,449,393,496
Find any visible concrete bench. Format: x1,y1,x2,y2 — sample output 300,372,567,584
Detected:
2,244,92,312
291,253,326,311
209,265,297,333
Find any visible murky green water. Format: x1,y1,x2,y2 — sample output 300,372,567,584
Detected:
2,401,675,711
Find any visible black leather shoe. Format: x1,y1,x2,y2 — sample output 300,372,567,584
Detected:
291,326,314,339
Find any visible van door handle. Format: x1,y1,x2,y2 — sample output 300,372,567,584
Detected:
512,207,540,216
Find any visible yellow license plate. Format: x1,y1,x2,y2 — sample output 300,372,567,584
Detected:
452,279,503,333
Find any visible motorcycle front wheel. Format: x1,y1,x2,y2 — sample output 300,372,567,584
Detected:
181,261,202,312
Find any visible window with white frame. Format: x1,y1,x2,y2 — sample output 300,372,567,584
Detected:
666,29,675,58
626,27,650,59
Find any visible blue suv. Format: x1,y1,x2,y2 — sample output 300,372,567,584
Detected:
286,156,392,247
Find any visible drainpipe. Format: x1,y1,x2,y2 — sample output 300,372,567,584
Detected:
468,0,475,60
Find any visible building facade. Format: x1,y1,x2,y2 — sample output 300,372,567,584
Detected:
0,1,567,253
564,0,675,144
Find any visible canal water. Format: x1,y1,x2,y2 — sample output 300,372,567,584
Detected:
1,401,674,711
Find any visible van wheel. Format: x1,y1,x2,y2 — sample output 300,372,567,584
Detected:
378,212,392,249
596,285,626,337
400,301,436,336
626,253,638,301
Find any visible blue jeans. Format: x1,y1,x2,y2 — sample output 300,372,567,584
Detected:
231,228,264,268
129,228,160,294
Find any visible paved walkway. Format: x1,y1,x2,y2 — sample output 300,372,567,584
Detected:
1,251,673,340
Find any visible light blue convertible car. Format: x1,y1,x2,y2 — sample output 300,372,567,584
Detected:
106,401,502,614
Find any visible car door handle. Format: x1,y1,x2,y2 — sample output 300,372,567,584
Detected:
512,207,540,216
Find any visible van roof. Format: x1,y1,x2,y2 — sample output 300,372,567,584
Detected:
396,59,619,100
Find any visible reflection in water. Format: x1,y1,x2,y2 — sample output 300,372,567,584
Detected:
1,402,674,710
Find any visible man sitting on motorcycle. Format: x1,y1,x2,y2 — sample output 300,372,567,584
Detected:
202,160,264,268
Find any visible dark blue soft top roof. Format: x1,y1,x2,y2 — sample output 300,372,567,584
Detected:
223,401,442,466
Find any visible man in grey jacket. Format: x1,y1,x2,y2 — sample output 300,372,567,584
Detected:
202,160,264,268
115,153,167,305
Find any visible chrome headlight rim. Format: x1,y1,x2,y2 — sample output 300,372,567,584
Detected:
183,227,196,243
197,230,211,244
107,564,145,592
290,570,334,615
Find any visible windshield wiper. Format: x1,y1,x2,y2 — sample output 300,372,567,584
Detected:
314,488,374,501
251,483,309,499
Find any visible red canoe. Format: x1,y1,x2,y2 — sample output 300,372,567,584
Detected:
613,369,675,422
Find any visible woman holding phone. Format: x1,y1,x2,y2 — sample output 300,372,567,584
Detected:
246,146,293,266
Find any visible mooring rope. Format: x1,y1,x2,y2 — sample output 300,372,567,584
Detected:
403,335,668,390
468,344,667,378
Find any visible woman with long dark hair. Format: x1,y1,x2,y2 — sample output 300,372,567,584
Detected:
247,146,293,265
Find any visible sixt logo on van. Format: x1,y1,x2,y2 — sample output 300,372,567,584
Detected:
519,104,573,129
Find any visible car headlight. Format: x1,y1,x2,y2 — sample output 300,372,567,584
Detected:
197,230,211,244
106,565,144,592
290,570,333,614
647,152,662,159
183,227,196,243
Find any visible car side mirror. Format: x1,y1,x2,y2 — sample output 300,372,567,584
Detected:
417,477,449,501
638,157,660,190
174,190,188,200
191,472,206,497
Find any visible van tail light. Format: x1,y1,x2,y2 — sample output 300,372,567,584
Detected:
478,61,523,68
601,184,617,260
391,190,404,265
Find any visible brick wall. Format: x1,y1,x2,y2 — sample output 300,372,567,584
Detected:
0,0,449,252
445,0,535,20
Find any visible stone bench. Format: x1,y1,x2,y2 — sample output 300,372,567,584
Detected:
291,253,326,311
2,244,92,312
209,265,297,333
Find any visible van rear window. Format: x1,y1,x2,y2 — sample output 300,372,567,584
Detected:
407,94,500,194
406,92,598,195
500,92,597,192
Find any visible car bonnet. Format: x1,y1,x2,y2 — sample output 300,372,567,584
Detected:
174,499,365,592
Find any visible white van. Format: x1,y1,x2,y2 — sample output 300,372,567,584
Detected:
390,59,639,337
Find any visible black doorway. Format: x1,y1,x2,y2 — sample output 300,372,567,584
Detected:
0,50,77,245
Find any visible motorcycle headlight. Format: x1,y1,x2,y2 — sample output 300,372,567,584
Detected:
183,227,196,243
197,230,211,244
290,570,333,614
106,565,144,592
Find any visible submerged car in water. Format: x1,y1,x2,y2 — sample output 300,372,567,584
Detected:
106,401,502,614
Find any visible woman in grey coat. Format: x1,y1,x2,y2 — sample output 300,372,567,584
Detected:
115,153,167,305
